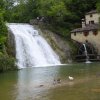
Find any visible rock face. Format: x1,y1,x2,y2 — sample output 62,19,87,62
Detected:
35,26,72,63
7,30,16,57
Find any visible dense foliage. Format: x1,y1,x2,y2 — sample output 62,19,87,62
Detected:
0,0,7,53
3,0,99,37
0,0,16,72
0,54,17,72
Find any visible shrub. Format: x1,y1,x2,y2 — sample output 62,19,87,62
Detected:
0,53,17,72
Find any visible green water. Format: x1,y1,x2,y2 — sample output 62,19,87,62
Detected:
0,63,100,100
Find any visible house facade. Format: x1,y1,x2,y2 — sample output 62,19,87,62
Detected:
71,10,100,54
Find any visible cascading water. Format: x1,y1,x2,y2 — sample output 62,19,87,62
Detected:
7,23,61,68
83,43,91,63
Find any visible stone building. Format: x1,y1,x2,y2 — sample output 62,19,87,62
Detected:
71,10,100,54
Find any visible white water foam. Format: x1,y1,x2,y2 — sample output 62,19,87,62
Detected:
7,23,61,68
83,43,92,64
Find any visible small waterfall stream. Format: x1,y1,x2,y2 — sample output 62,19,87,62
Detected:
83,43,91,63
7,23,61,68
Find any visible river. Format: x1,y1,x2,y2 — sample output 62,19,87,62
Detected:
0,63,100,100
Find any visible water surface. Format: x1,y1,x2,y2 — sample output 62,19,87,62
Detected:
0,63,100,100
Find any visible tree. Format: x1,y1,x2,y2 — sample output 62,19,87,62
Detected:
0,0,7,35
67,0,98,18
37,0,67,23
97,1,100,12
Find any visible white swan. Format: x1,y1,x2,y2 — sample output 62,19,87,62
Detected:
68,76,74,81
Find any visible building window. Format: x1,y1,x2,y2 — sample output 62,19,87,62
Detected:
89,20,94,24
93,30,98,36
91,21,94,24
83,31,89,36
90,14,93,17
74,32,76,36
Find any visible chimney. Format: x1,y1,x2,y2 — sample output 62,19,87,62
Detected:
81,19,86,28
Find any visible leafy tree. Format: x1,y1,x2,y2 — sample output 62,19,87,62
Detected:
0,13,7,52
0,0,5,9
1,0,99,37
37,0,67,23
66,0,98,18
0,0,7,53
97,1,100,12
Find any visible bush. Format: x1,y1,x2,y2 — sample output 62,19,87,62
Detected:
0,53,17,72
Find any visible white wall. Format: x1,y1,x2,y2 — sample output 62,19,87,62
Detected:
85,13,100,24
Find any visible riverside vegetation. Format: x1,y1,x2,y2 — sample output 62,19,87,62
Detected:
0,2,17,72
0,0,100,72
0,18,17,72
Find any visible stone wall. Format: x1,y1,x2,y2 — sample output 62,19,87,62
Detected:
71,31,100,54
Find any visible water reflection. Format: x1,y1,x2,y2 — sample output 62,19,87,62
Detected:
15,67,60,100
0,63,100,100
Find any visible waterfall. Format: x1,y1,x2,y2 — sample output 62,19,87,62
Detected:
83,43,91,63
7,23,61,68
83,44,88,58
